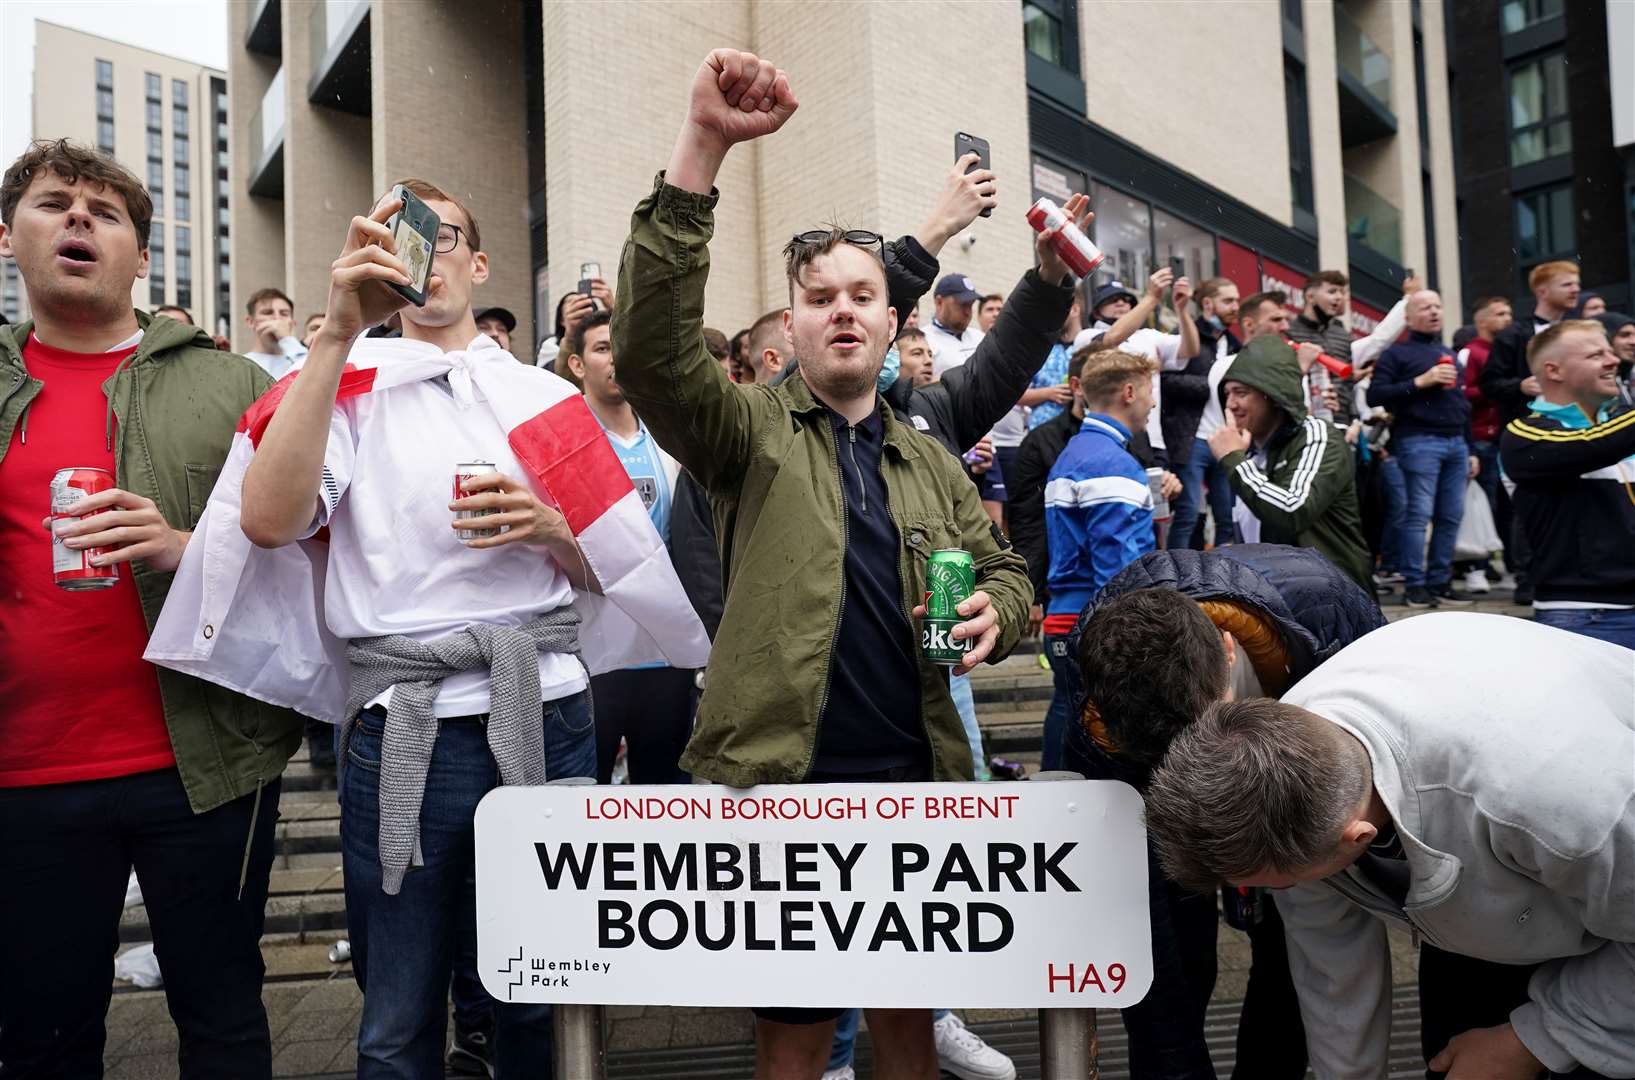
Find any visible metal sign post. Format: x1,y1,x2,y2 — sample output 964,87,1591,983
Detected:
547,777,607,1080
1031,770,1097,1079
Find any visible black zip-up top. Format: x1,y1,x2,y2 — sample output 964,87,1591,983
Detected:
815,405,925,775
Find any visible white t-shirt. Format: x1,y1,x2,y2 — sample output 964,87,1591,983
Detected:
924,320,1030,448
1194,354,1237,441
1078,322,1191,453
305,364,588,717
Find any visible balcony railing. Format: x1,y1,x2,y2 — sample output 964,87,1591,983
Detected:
248,68,286,197
1344,174,1402,264
307,0,371,115
1335,7,1391,106
310,0,367,68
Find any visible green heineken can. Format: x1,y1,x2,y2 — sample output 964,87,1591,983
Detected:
922,548,974,665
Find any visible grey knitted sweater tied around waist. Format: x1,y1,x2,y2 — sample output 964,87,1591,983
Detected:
341,607,584,895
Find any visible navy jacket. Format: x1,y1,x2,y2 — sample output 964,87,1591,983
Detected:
1058,544,1385,1080
1367,330,1472,441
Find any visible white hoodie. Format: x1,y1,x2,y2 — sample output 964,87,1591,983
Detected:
1272,613,1634,1078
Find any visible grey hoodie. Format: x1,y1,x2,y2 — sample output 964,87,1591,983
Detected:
1271,613,1635,1078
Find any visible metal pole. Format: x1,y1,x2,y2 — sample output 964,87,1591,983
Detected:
546,778,607,1080
1030,770,1096,1079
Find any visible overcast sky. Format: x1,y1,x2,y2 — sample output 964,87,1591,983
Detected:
1,1,229,164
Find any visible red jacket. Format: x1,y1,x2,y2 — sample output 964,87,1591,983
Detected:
1460,337,1502,442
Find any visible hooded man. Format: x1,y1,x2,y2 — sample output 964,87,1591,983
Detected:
1208,336,1373,590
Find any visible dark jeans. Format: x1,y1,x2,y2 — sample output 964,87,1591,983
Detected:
1040,632,1075,772
1419,945,1610,1079
0,768,280,1079
342,691,597,1079
1535,607,1635,649
1395,434,1468,588
591,666,695,785
1175,436,1238,550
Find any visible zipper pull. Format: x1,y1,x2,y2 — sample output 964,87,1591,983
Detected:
1411,927,1421,949
849,427,857,444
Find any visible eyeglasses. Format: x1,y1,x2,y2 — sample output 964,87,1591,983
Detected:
435,224,467,254
790,229,885,255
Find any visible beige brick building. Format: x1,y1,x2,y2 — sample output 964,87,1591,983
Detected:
29,21,231,334
229,0,1462,356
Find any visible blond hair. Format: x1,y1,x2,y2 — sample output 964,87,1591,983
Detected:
1526,318,1606,373
1076,345,1158,407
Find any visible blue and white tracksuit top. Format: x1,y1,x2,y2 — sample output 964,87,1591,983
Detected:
1044,413,1156,618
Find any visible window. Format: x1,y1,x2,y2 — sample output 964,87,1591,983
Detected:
1090,182,1152,291
1515,185,1574,263
1509,52,1571,165
175,225,191,309
173,132,189,165
146,73,164,216
146,100,162,129
172,79,188,107
1154,209,1217,286
147,159,164,213
1282,0,1302,28
95,59,114,154
1285,59,1315,216
145,130,161,159
149,229,166,306
146,72,161,98
1023,2,1065,66
1502,0,1563,33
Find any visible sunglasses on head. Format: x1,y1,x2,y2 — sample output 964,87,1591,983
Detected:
790,229,886,254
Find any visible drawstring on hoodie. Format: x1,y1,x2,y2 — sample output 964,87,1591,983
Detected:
237,777,265,901
105,350,138,453
18,400,30,445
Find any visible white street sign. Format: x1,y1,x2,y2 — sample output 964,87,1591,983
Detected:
476,780,1152,1009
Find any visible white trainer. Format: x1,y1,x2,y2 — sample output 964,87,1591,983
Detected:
1463,568,1492,593
819,1067,855,1080
933,1012,1017,1080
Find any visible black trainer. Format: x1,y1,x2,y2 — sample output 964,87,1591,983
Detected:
1430,584,1475,607
448,1024,495,1078
1404,586,1439,609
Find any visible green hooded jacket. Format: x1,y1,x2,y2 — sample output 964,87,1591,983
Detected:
1218,336,1374,591
0,312,303,813
612,177,1033,786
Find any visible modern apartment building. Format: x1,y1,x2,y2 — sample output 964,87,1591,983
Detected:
1451,0,1631,312
30,21,232,335
230,0,1467,356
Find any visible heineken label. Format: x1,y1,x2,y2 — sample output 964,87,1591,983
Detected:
922,548,974,665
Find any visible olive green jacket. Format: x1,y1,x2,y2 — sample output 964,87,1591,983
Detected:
0,312,302,813
612,177,1032,786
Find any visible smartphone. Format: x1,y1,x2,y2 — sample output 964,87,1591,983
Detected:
386,184,440,307
955,132,993,218
579,261,601,297
1168,255,1186,284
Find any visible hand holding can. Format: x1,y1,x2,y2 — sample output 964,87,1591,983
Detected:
452,461,501,538
49,468,119,590
1027,196,1104,280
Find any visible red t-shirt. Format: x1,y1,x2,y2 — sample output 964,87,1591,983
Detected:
0,333,175,787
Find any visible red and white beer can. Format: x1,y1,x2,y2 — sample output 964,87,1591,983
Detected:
50,467,119,591
453,461,501,538
1026,197,1107,279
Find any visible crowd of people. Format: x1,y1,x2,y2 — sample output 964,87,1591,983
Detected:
1,44,1631,1080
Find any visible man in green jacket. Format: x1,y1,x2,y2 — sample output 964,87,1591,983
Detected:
1208,335,1374,591
613,50,1032,1080
0,139,300,1077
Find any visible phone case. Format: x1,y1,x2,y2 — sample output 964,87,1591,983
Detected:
387,185,441,307
955,132,993,218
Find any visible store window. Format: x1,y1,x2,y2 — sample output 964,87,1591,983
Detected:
1154,209,1217,286
1501,0,1563,33
1508,52,1571,166
1089,182,1152,294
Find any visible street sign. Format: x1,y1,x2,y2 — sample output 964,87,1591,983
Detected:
476,780,1152,1008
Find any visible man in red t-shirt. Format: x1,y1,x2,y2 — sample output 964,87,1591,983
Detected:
1457,296,1515,591
0,141,299,1076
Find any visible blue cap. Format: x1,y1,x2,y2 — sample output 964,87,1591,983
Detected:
934,273,981,304
1090,281,1138,314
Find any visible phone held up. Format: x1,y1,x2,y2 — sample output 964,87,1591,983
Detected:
1168,255,1186,285
955,132,993,218
386,184,440,307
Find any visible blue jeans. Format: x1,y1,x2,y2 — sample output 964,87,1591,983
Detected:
1040,632,1075,772
1173,437,1237,549
950,672,985,776
1378,454,1407,573
1394,434,1468,588
827,1007,953,1070
342,690,597,1079
1535,607,1635,650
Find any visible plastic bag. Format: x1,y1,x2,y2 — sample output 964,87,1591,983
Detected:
115,943,163,988
1455,479,1503,560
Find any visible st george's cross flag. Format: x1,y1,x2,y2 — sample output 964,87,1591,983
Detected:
145,334,711,723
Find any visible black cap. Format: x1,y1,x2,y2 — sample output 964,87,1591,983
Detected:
475,306,517,333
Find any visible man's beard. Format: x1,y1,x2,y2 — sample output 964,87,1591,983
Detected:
799,348,880,401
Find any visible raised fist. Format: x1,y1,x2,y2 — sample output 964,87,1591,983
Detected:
684,49,799,150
